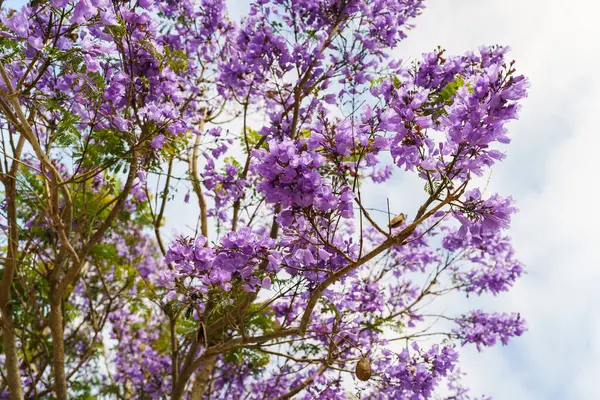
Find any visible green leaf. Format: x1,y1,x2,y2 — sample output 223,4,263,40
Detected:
439,75,465,102
165,48,189,73
242,127,264,153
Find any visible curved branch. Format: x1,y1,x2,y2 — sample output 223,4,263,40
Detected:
273,364,328,400
189,129,208,238
298,190,463,336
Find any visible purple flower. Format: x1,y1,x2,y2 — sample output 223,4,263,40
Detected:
294,248,315,265
27,36,44,50
51,0,70,7
151,134,166,150
72,0,98,24
454,310,526,351
261,276,271,289
139,0,155,9
1,8,30,38
455,191,517,238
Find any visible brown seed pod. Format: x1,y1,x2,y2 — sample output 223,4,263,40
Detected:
355,357,372,381
389,213,406,229
195,321,207,348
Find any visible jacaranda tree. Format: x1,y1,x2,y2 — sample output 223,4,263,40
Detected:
0,0,528,399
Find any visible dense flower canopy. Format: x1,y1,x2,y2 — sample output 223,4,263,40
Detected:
0,0,527,399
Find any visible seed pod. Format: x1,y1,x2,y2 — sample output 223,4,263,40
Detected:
355,357,372,381
195,321,207,348
389,213,406,229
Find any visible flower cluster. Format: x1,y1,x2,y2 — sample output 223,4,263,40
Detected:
374,46,528,181
0,0,234,166
375,344,459,398
254,139,354,217
162,228,280,296
218,9,292,99
389,226,442,275
276,214,357,283
453,189,517,239
443,227,524,295
345,280,386,313
454,310,527,351
109,308,172,397
202,156,248,221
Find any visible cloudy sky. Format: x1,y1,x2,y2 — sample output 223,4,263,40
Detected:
4,0,597,398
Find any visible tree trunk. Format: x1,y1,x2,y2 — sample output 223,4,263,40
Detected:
171,352,215,400
1,307,24,400
0,160,24,400
190,355,217,400
49,296,68,400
